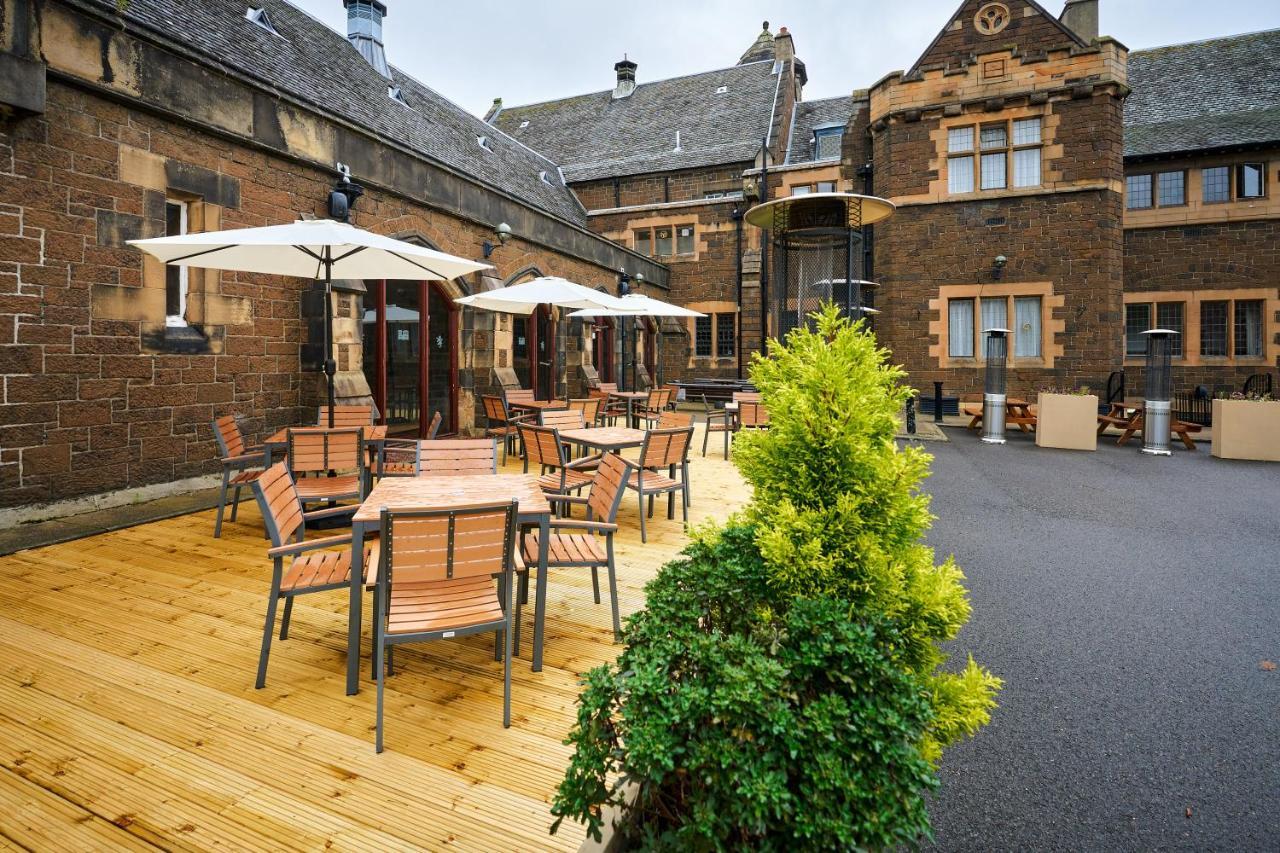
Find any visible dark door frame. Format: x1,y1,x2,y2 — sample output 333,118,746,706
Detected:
370,279,459,437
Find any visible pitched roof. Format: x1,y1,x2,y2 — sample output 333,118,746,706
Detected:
786,95,861,164
1125,29,1280,159
95,0,586,223
491,61,781,182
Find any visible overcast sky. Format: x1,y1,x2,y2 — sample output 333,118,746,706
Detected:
286,1,1280,115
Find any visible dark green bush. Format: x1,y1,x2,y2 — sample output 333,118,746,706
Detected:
551,525,938,851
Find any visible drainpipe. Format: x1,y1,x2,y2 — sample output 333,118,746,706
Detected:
733,205,744,379
857,161,874,305
759,135,770,358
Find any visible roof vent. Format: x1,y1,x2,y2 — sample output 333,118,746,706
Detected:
613,56,637,100
344,0,391,79
387,85,407,106
519,120,530,129
539,170,553,185
673,130,682,152
245,7,280,36
715,86,728,94
477,135,493,152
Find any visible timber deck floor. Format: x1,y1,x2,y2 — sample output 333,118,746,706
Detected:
0,428,749,851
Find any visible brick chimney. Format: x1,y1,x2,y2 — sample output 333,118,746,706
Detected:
344,0,391,78
1060,0,1099,43
772,27,794,63
613,56,637,100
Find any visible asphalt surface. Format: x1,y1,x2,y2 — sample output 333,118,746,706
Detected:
920,429,1279,851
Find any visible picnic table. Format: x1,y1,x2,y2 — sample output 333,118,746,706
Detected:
964,399,1037,433
345,473,554,694
1097,400,1201,450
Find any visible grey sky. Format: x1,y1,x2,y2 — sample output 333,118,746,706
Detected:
285,1,1280,116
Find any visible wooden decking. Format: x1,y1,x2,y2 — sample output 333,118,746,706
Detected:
0,430,749,851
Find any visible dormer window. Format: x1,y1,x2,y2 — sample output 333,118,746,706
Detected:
245,7,280,36
539,170,553,185
813,126,844,160
387,85,407,106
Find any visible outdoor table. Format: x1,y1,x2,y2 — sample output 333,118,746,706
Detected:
345,473,554,694
609,391,649,428
509,399,566,412
262,425,387,484
559,426,646,454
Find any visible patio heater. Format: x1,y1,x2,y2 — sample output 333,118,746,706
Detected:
744,193,896,340
1140,328,1177,456
982,328,1011,445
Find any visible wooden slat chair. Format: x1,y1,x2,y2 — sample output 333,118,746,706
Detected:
587,388,618,426
567,397,603,427
637,388,671,427
738,400,770,431
626,426,693,543
505,388,536,407
373,501,519,751
482,394,528,465
663,383,681,410
379,412,446,477
249,462,380,689
517,423,596,504
212,414,265,538
285,427,366,507
540,409,586,430
519,452,632,643
418,438,500,476
657,410,693,429
317,405,374,428
701,394,733,459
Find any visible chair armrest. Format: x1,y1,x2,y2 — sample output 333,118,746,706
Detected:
548,519,618,533
302,504,358,521
222,452,265,466
268,533,353,558
566,455,602,471
546,494,589,505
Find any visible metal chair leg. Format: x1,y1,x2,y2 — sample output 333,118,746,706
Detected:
503,580,514,728
701,423,710,457
230,484,242,522
606,539,621,642
375,626,386,753
279,596,293,640
214,469,230,538
255,571,281,689
638,491,647,543
590,565,601,604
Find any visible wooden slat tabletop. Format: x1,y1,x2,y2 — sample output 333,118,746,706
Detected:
354,474,551,523
559,427,646,451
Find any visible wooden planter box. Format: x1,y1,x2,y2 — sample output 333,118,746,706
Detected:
1211,399,1280,461
1035,393,1099,451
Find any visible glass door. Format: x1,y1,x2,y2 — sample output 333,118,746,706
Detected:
384,280,422,437
534,305,554,400
592,318,614,383
425,284,456,435
513,316,532,390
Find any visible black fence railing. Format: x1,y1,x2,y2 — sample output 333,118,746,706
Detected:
1173,390,1213,426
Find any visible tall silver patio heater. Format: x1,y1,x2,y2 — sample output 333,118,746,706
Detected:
744,193,896,340
1140,328,1177,456
982,328,1011,445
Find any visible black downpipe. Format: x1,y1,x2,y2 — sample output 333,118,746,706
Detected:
858,161,875,302
733,206,744,378
759,136,769,358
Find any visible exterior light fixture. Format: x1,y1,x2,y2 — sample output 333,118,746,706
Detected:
327,163,364,222
992,254,1008,280
482,222,513,258
618,269,633,390
982,328,1011,445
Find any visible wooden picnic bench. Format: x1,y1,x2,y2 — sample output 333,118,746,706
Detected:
1097,401,1201,451
963,399,1037,433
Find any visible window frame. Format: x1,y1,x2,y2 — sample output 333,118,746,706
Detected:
946,117,1042,195
1156,170,1187,208
1126,173,1154,210
1237,163,1266,200
633,223,695,258
1201,166,1231,204
813,127,844,161
715,312,736,358
164,198,189,328
1199,300,1230,358
947,297,975,359
694,315,713,358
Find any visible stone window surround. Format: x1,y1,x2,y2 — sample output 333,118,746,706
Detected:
1123,155,1279,229
928,281,1066,369
684,301,738,367
627,213,707,262
928,105,1063,204
947,116,1043,193
1121,288,1279,368
776,164,845,198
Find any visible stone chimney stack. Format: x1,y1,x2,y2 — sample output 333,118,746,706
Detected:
1060,0,1099,43
613,57,637,100
773,26,795,63
344,0,391,78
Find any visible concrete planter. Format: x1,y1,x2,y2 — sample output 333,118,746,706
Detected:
1035,393,1098,451
576,782,638,853
1211,399,1280,462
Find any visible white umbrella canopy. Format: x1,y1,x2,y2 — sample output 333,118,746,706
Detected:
455,276,635,315
568,292,705,318
129,218,490,426
129,218,490,281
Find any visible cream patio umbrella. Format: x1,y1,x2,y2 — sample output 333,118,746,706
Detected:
130,219,490,426
455,276,641,399
570,293,705,387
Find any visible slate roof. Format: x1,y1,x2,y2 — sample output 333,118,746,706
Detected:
1125,29,1280,159
90,0,586,223
785,95,861,164
491,61,781,182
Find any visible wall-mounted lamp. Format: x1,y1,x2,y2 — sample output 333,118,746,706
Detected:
992,254,1008,280
618,267,632,296
482,222,513,258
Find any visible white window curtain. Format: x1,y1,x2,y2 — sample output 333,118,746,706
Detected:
980,297,1008,358
948,299,975,358
1014,296,1042,358
949,156,975,193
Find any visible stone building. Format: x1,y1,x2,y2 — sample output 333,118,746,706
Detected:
0,0,665,512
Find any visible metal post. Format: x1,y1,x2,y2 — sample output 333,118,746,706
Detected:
982,328,1010,445
905,395,916,435
933,381,944,424
323,249,336,428
1141,329,1177,456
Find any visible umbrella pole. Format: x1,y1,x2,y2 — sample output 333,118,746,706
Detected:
324,248,336,428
